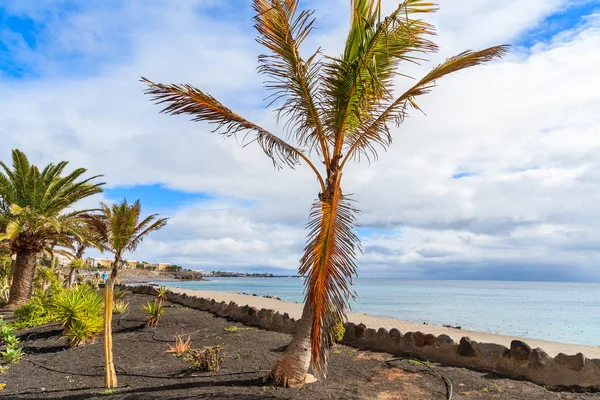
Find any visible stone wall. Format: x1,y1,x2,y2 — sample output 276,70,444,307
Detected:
128,285,600,388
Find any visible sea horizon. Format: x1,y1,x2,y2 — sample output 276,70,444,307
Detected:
161,277,600,347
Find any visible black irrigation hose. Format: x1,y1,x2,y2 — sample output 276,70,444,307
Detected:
385,357,453,400
28,358,270,380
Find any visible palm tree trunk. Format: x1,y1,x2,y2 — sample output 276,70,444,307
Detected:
5,250,38,309
270,302,314,387
104,277,117,388
110,257,120,280
67,267,76,288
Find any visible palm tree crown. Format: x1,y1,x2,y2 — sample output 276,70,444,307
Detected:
143,0,508,384
0,149,104,307
0,149,104,251
87,199,168,278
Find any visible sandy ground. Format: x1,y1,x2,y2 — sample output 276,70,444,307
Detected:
166,287,600,359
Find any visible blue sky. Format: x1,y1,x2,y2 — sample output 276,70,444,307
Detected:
1,0,599,281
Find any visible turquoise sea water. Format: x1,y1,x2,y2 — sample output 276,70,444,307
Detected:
162,278,600,346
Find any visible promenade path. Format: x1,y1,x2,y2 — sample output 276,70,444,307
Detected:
169,287,599,359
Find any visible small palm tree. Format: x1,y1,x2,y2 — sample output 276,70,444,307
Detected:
87,199,167,389
143,0,508,386
0,149,104,308
86,200,168,279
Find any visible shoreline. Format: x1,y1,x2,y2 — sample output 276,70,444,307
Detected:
162,285,599,360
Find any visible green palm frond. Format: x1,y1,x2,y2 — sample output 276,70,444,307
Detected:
342,45,510,166
0,149,104,253
253,0,330,163
323,0,438,153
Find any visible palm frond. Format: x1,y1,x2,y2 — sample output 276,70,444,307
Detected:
299,186,361,377
342,45,509,166
323,0,438,155
253,0,329,163
142,78,307,171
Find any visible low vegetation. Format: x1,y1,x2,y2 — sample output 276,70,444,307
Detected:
53,285,104,347
165,335,192,357
113,300,129,314
183,345,224,372
143,301,164,328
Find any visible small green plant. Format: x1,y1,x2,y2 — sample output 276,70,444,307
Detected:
223,326,255,333
53,285,104,347
183,346,224,372
332,348,342,355
330,316,345,343
155,285,168,304
113,300,129,314
3,335,19,348
99,389,118,395
165,335,191,357
143,301,165,328
0,324,15,343
0,277,9,304
482,387,489,393
0,365,9,374
113,287,127,302
1,345,24,364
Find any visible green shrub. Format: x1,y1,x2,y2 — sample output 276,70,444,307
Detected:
143,301,164,328
331,318,345,343
0,277,9,305
1,345,24,364
113,300,129,314
11,290,59,329
53,285,104,347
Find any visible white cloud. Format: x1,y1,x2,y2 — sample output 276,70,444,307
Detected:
1,0,599,280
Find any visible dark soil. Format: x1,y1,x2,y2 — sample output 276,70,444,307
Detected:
2,291,599,399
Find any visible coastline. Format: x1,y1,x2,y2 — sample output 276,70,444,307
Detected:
163,286,600,360
117,269,204,284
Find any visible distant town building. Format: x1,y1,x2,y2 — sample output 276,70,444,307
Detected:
156,263,170,271
54,254,72,267
85,257,112,268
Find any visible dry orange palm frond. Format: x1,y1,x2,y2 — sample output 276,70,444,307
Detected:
143,78,302,170
165,335,192,357
299,185,361,376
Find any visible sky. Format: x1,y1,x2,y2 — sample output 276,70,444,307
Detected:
1,0,599,281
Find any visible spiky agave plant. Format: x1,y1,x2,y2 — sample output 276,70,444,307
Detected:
143,0,508,387
143,301,165,328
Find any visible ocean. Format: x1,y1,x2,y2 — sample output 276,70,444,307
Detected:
161,278,600,346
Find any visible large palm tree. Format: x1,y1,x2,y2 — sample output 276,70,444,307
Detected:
86,199,168,279
0,149,104,308
143,0,508,386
